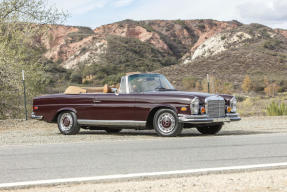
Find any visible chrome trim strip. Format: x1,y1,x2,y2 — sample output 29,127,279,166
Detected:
31,112,43,120
178,113,241,124
126,76,129,94
205,95,225,102
78,119,146,127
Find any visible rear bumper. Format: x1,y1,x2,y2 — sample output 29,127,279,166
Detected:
178,113,241,124
31,112,43,120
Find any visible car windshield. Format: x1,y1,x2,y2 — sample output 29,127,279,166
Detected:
128,74,176,93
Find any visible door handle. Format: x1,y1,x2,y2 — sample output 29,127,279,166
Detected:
93,100,101,103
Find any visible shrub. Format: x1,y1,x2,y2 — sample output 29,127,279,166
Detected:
197,24,206,31
182,76,200,90
70,71,82,84
241,75,252,93
67,27,94,43
175,19,186,26
235,95,247,102
222,82,234,94
200,76,234,94
266,102,287,116
263,39,282,50
264,83,280,97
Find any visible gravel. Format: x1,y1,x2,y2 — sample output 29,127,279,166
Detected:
1,169,287,192
1,116,287,146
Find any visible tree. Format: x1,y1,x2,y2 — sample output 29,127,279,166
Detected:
264,83,280,97
0,0,67,119
241,75,252,93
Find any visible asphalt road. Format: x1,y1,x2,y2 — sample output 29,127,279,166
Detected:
1,133,287,184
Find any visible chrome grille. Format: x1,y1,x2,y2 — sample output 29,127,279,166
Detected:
207,100,225,118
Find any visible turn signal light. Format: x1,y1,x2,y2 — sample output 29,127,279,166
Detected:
227,106,231,113
181,107,187,112
33,106,38,110
200,107,205,114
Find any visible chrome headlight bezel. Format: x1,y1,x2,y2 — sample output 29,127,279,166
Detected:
190,97,199,115
230,96,237,113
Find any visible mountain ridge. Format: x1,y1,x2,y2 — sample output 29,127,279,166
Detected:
40,19,287,91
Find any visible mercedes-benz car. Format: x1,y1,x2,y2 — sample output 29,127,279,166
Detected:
32,73,240,137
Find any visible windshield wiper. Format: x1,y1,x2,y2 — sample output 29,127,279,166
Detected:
155,87,177,91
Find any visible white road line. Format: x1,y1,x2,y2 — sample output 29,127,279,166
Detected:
1,162,287,189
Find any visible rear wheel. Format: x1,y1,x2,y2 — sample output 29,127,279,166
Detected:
153,109,183,137
196,124,223,135
57,111,80,135
105,129,122,133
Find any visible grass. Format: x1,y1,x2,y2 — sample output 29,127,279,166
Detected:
266,102,287,116
237,93,287,116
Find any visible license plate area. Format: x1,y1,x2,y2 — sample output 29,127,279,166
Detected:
213,117,230,122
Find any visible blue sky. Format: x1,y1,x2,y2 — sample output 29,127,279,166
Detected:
48,0,287,29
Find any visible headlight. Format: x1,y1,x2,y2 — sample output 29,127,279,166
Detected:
190,97,199,115
230,96,237,112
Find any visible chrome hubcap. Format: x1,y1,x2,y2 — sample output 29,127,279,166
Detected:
60,113,73,131
157,112,176,134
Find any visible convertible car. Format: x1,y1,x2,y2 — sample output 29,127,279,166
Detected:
32,73,240,137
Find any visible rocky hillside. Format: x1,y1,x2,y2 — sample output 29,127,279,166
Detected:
40,19,287,91
156,24,287,91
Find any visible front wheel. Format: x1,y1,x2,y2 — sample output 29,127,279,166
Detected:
196,124,223,135
57,111,80,135
153,109,183,137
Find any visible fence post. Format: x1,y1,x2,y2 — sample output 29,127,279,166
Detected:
207,74,210,93
22,70,28,120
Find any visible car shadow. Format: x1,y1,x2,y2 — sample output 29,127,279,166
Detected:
77,129,273,137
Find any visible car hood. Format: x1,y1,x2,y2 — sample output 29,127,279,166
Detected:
151,91,214,98
144,91,233,103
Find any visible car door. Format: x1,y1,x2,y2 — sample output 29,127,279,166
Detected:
89,93,136,120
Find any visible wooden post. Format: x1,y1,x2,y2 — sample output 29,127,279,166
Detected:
207,74,210,93
22,70,28,120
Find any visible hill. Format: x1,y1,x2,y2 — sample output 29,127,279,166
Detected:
156,24,287,92
40,20,287,92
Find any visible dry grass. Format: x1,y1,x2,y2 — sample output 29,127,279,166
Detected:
237,93,287,116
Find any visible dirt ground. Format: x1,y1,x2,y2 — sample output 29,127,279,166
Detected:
1,168,287,192
0,116,287,146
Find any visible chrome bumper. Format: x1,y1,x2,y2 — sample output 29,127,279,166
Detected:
178,113,241,124
31,112,43,120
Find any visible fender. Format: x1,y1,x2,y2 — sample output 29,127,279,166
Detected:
52,107,78,122
146,104,177,122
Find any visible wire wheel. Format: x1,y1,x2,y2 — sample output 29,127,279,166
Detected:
153,109,183,137
157,112,176,134
59,113,73,132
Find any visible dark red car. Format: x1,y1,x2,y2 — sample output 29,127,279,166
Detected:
32,73,240,137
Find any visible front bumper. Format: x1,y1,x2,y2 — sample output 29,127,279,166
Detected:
178,113,241,124
31,112,43,120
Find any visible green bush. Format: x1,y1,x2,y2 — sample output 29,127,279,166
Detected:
235,95,247,102
70,71,82,84
67,27,94,43
263,40,282,50
266,102,287,116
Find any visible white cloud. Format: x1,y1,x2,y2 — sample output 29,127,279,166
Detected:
49,0,110,14
237,0,287,27
125,0,242,23
113,0,134,7
47,0,287,29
